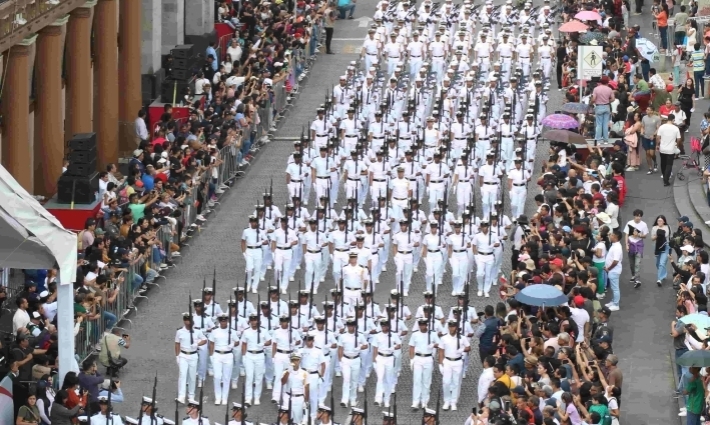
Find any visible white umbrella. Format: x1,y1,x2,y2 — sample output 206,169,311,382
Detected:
636,37,661,63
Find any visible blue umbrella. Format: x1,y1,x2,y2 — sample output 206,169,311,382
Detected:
515,284,568,307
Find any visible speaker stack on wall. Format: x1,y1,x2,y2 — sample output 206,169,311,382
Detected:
161,44,197,103
58,132,99,204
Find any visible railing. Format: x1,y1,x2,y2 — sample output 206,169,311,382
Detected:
0,0,88,54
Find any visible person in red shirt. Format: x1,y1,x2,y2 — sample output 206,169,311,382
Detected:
611,162,627,206
515,391,536,424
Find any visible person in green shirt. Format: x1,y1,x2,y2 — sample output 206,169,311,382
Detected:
683,366,706,425
675,6,689,45
126,191,160,221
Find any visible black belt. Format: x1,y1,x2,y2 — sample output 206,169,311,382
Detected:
410,55,421,57
344,354,360,359
415,353,432,357
379,353,394,357
345,287,361,291
408,178,418,181
336,248,349,252
215,350,233,354
248,350,264,354
513,183,525,186
453,249,467,253
501,56,511,58
308,249,322,254
309,370,320,374
290,179,303,183
519,56,530,59
541,57,551,59
455,137,467,140
373,136,385,139
428,249,440,253
478,251,493,255
247,245,261,249
484,182,498,185
373,178,387,182
345,135,358,138
277,349,293,354
398,250,412,254
430,179,443,183
389,56,400,59
394,197,408,200
317,176,330,179
316,134,328,137
479,56,489,59
367,53,377,55
445,356,462,361
181,350,197,355
348,177,361,181
433,55,444,58
286,393,304,397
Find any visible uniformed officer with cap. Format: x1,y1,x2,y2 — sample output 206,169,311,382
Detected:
472,219,500,297
408,317,440,410
227,402,253,425
338,317,369,407
300,331,327,418
280,352,309,424
439,319,471,411
372,318,402,408
181,399,210,425
270,313,300,403
317,404,340,425
176,312,206,404
134,397,164,425
349,407,367,425
423,407,437,424
91,396,124,424
241,313,272,407
209,313,240,405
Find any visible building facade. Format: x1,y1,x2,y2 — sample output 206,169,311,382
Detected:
0,0,214,197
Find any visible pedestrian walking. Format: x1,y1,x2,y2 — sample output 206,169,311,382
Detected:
623,209,649,288
656,114,682,186
652,215,671,286
604,230,624,311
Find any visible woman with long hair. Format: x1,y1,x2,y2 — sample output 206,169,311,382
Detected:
60,372,86,411
49,390,82,425
624,111,642,171
652,215,671,286
36,376,54,425
655,3,670,52
16,392,41,425
678,78,696,130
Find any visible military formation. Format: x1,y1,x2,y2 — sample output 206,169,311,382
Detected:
163,0,558,423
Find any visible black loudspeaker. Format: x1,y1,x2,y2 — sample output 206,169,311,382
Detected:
171,44,194,59
66,159,97,177
57,172,99,204
69,133,96,151
173,57,191,70
171,68,193,80
161,78,194,103
69,147,97,165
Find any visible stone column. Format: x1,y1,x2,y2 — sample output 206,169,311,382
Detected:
1,36,36,191
95,0,118,170
119,0,142,152
161,0,184,53
34,17,68,197
65,1,95,143
141,0,162,74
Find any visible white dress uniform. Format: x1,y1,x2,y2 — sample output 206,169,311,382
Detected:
496,40,514,79
392,228,419,295
356,315,379,386
286,161,309,200
209,324,239,404
389,176,411,217
303,228,327,294
339,329,368,406
281,365,309,424
472,229,500,295
91,413,124,425
332,84,351,119
429,39,447,83
344,157,368,206
508,165,530,220
538,43,553,79
521,121,539,163
426,160,451,212
362,228,384,283
176,326,206,401
447,230,470,295
272,226,299,289
256,215,275,280
192,313,215,383
312,328,338,403
453,161,475,216
342,263,368,306
300,345,327,417
368,159,390,204
439,330,470,408
311,116,333,148
369,119,388,153
229,314,249,385
372,329,402,406
241,325,272,404
407,39,425,78
478,162,503,218
312,154,335,202
421,230,446,291
182,416,210,425
475,41,492,73
384,40,402,75
516,41,533,77
241,226,267,292
362,36,380,70
270,326,297,402
409,326,441,408
330,229,355,282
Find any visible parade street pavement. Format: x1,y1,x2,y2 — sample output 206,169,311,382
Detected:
112,6,680,425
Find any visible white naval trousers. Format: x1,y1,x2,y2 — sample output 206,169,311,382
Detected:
212,351,234,402
178,352,198,400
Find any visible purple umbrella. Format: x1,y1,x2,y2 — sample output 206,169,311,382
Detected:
541,114,579,130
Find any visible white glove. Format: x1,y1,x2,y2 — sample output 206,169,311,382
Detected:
410,360,414,369
452,186,457,194
176,356,180,365
191,343,199,350
428,343,437,349
438,364,444,374
457,348,466,356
